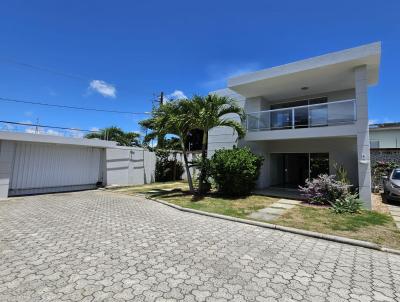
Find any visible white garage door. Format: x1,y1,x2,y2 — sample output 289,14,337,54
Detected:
9,142,102,196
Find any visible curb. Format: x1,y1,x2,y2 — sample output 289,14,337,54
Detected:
145,195,400,256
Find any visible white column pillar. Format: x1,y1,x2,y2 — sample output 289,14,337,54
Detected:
354,65,372,209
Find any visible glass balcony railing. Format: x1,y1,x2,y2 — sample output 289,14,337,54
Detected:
246,99,356,131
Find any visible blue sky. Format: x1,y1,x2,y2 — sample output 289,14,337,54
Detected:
0,0,399,136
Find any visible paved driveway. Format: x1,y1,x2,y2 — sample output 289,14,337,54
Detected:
0,191,399,302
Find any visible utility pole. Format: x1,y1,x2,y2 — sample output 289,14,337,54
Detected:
35,118,39,134
157,91,165,149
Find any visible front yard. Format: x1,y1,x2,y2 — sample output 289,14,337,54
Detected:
108,182,400,250
274,204,400,249
108,182,278,219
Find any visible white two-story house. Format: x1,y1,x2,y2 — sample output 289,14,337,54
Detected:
208,42,381,209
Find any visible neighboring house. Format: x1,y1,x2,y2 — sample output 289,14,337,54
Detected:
369,123,400,169
0,131,156,199
370,123,400,149
208,42,381,209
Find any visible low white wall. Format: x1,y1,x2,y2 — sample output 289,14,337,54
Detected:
105,147,156,186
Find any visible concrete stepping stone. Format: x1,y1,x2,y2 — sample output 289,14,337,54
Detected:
248,198,302,222
278,199,302,205
270,203,295,209
248,212,278,221
259,207,286,215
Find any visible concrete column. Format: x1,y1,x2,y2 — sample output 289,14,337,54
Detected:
0,140,16,199
354,65,372,209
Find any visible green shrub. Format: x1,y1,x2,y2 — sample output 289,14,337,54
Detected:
209,147,263,196
155,150,184,182
331,193,363,214
299,174,351,205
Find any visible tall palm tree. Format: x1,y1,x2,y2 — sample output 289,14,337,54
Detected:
139,100,196,193
192,94,246,193
85,126,141,147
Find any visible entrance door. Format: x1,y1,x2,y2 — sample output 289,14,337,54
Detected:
271,153,329,188
283,153,309,187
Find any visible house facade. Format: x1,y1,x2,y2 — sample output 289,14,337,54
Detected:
208,42,381,209
370,123,400,149
369,123,400,176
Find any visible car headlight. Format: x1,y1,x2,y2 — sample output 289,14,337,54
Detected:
391,182,400,189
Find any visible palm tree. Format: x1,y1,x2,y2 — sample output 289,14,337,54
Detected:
85,126,141,146
139,100,196,193
192,94,245,193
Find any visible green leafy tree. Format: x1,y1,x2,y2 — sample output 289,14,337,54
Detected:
191,94,245,194
139,100,196,193
85,126,141,146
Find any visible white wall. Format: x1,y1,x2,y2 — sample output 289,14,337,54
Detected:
105,147,156,186
0,136,158,198
369,129,400,149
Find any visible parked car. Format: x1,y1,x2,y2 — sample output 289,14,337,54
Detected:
383,168,400,202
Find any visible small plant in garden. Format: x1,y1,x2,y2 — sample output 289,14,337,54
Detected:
333,162,350,184
209,147,263,196
155,150,184,182
331,193,363,214
299,174,351,205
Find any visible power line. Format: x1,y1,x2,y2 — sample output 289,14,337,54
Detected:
0,120,97,133
0,97,150,115
0,58,90,81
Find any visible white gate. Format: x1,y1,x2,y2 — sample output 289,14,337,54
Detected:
9,142,102,196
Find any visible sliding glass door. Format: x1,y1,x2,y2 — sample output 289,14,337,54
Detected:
271,153,329,187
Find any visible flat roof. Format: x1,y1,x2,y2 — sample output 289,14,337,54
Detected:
369,122,400,131
227,42,381,99
0,131,118,148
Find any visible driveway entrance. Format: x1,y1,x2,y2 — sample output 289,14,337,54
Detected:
0,191,399,301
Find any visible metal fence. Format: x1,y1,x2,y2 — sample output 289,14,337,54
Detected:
0,120,102,139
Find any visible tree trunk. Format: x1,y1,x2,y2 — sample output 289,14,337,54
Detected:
180,140,194,193
198,130,208,194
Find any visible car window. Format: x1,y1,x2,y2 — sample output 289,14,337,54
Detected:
393,170,400,180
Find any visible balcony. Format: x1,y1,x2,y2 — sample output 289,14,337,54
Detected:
246,99,356,131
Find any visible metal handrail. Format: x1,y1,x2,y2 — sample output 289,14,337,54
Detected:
246,99,356,131
246,99,356,115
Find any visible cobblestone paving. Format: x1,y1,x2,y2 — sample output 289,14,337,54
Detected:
1,191,400,302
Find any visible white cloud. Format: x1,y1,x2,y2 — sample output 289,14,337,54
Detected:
201,62,260,90
89,80,116,98
166,90,187,101
67,129,84,138
90,127,100,132
369,119,379,125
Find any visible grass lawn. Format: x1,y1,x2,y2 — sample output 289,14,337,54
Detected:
149,190,277,219
274,205,400,249
108,182,400,250
108,181,277,219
